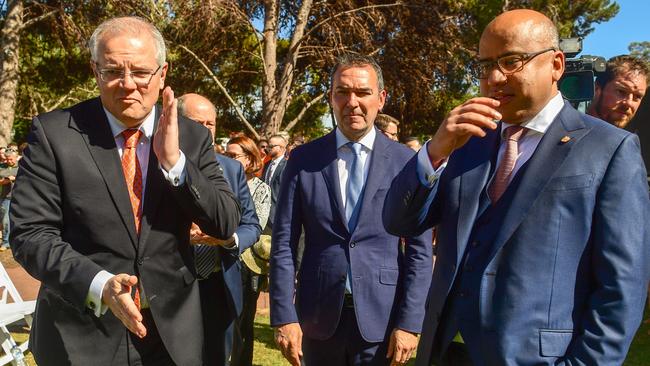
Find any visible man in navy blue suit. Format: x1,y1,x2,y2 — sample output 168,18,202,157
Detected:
383,9,650,365
270,54,433,366
179,93,261,365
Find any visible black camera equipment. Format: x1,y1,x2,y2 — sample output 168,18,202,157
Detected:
558,38,606,104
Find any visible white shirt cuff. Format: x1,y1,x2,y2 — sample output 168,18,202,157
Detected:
417,140,448,187
224,233,239,251
160,151,187,186
86,270,114,317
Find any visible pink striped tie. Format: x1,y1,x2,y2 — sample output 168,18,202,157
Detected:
488,126,527,202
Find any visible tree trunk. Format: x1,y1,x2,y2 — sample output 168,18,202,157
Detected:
0,0,23,146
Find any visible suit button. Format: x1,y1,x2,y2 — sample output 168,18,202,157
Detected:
459,291,466,297
471,240,479,247
350,242,356,248
137,258,144,265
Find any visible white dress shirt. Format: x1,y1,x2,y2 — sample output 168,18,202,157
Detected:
266,155,285,183
336,127,375,210
417,92,565,189
86,107,189,316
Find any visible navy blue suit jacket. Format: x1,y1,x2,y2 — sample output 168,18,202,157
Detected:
215,154,261,316
270,129,433,342
384,102,650,365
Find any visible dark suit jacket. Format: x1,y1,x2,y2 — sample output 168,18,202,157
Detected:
214,154,261,316
384,102,650,365
262,157,287,231
10,98,241,366
270,129,432,342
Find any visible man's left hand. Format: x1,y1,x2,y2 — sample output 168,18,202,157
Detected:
386,328,418,365
153,86,180,171
190,223,234,247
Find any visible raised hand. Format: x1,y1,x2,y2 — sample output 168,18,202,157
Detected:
427,97,502,164
102,274,147,338
153,86,180,171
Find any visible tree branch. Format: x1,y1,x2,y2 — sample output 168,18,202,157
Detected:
21,8,59,30
178,44,260,140
282,92,325,132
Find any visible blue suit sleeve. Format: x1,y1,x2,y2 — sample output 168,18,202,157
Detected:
383,154,442,237
269,156,303,327
563,134,650,365
233,163,262,254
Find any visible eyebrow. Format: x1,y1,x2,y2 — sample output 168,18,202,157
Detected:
334,86,374,93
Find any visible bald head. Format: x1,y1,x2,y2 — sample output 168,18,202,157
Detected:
178,93,217,139
478,9,564,124
482,9,559,51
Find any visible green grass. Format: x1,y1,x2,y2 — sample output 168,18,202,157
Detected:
6,307,649,365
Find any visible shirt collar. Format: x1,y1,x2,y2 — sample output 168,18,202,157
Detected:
501,92,564,136
103,106,155,141
335,126,376,151
270,155,284,165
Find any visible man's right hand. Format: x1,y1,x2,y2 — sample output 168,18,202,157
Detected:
102,274,147,338
428,97,502,163
274,322,303,366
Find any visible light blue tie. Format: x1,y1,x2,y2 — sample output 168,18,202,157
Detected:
345,142,364,294
346,142,364,231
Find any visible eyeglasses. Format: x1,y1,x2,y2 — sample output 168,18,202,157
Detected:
4,148,17,154
96,64,162,87
225,152,248,160
267,144,281,150
472,48,556,79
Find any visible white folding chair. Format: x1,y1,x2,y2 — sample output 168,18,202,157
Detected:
0,262,35,365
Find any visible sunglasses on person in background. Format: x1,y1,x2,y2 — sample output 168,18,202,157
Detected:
225,152,248,160
471,48,556,79
4,148,18,154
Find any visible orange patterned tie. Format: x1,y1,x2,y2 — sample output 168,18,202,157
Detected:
121,129,143,309
488,126,527,202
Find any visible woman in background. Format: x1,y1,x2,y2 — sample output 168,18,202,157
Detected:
225,135,271,366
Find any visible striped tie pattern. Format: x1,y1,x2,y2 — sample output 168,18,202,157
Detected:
488,126,527,202
121,129,143,309
195,244,218,279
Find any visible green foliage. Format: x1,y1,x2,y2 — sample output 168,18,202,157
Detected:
629,41,650,65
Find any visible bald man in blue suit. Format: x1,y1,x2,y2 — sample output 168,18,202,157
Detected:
383,10,650,366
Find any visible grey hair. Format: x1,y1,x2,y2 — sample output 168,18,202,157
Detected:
88,16,166,66
330,53,384,91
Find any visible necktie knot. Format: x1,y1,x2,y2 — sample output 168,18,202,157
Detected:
504,125,526,142
122,129,142,149
348,142,362,156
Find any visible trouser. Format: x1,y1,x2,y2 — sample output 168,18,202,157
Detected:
199,270,236,366
302,302,390,366
111,309,175,366
231,265,265,366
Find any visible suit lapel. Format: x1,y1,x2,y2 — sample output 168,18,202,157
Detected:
137,106,163,252
320,132,347,230
487,103,590,260
71,98,139,248
456,128,499,262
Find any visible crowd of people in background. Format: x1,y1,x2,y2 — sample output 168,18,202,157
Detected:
5,9,650,366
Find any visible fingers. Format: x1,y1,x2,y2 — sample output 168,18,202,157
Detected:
275,323,303,366
387,329,418,365
103,274,147,338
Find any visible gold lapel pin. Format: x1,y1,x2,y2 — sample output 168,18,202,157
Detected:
560,135,571,143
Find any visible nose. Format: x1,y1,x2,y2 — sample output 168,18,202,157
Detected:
485,66,507,86
119,73,138,89
346,92,360,107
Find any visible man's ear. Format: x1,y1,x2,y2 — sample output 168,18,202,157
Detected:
159,62,169,90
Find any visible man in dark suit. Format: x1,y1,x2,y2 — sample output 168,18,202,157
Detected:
178,93,261,365
9,17,240,366
383,10,650,365
270,54,432,366
262,134,287,232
